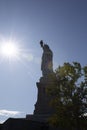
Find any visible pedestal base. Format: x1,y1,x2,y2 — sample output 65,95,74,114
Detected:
34,77,54,115
26,114,51,122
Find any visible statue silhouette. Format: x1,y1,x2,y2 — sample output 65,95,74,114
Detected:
40,40,53,77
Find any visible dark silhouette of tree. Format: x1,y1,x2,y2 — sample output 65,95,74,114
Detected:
48,62,87,130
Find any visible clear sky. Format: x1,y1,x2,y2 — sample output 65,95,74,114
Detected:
0,0,87,123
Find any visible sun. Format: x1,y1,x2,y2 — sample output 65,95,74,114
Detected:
0,36,34,67
0,38,20,60
1,43,18,58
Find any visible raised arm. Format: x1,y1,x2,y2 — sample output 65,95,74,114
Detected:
40,40,44,48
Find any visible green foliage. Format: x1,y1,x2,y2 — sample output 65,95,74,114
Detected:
48,62,87,130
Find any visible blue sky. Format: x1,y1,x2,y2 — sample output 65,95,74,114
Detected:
0,0,87,122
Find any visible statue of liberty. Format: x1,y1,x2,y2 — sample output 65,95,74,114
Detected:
40,40,53,77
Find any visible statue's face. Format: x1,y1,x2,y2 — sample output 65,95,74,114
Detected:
44,45,49,51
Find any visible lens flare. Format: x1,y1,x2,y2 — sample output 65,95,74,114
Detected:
0,36,34,69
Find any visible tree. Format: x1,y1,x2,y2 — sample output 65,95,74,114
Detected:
48,62,87,130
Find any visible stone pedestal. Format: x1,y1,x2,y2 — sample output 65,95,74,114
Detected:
26,76,54,122
34,77,54,115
